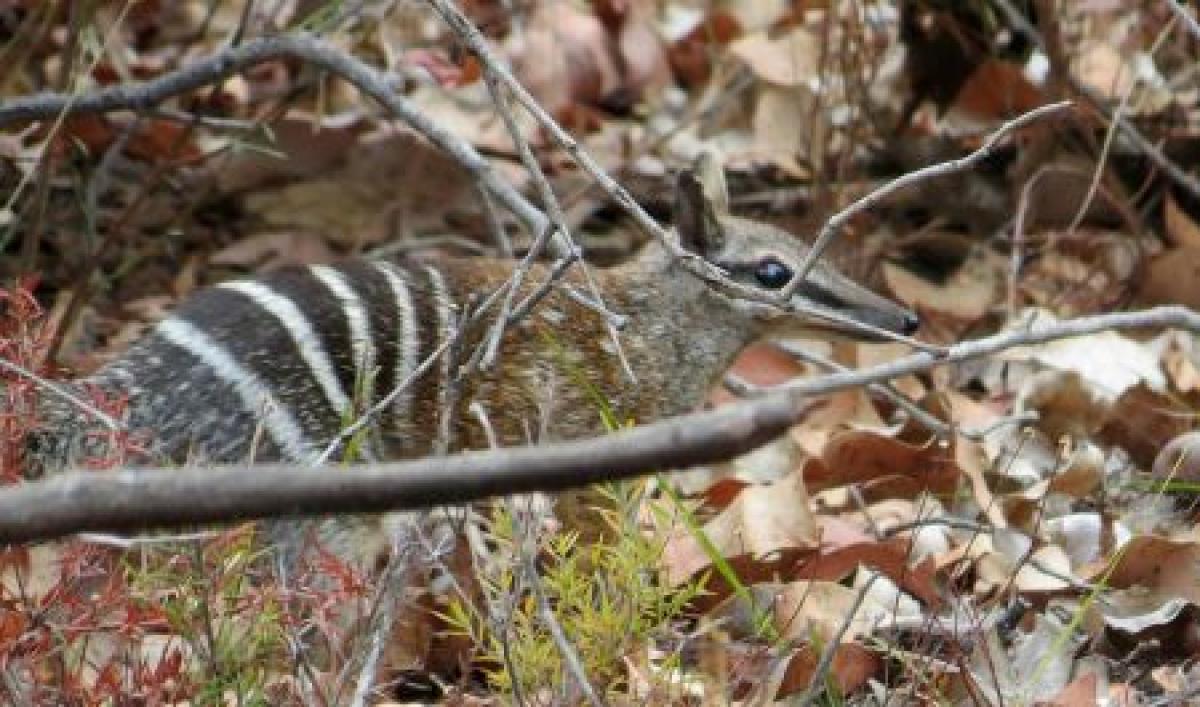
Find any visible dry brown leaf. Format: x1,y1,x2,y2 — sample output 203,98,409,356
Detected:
1089,536,1200,602
667,10,742,88
1046,444,1104,498
774,642,879,699
1098,384,1194,470
950,59,1046,121
710,342,806,406
720,640,879,701
245,129,473,247
795,517,943,607
507,3,618,118
213,113,370,194
1016,369,1112,442
806,428,959,499
1139,246,1200,311
1165,194,1200,249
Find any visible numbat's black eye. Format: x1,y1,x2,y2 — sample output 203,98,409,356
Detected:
754,258,793,289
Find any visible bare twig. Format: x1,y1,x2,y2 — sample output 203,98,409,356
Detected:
2,305,1198,543
1165,0,1200,42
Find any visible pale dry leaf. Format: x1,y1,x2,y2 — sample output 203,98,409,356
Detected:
769,580,886,643
1008,611,1083,698
724,0,790,34
662,472,817,587
1101,595,1192,636
750,85,817,176
955,435,1008,529
882,249,1000,321
998,309,1166,397
1158,330,1200,393
790,388,883,459
729,27,820,88
1152,431,1200,484
983,529,1074,593
615,4,672,101
1073,40,1134,101
1044,512,1103,567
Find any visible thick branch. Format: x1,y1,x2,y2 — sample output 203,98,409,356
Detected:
1,394,798,543
1,305,1197,544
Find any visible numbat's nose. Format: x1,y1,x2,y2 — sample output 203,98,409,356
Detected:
902,312,921,335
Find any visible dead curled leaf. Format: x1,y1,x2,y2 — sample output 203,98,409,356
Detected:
805,429,960,498
721,640,880,700
1086,536,1200,603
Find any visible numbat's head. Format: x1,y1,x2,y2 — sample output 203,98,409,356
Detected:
672,162,919,340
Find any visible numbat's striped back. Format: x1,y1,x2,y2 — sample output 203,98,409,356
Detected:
88,260,459,465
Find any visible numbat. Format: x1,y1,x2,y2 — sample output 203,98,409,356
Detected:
26,168,916,556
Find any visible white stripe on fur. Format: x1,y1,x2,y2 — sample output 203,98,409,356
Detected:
310,265,375,396
156,318,314,461
372,262,420,425
421,264,456,384
218,279,351,418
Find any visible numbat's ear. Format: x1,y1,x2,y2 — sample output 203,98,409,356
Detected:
674,159,727,257
693,150,729,214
